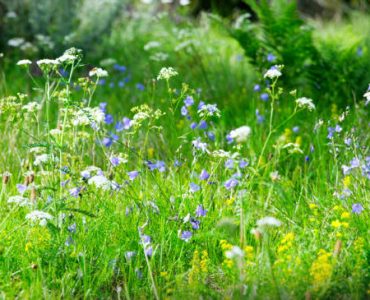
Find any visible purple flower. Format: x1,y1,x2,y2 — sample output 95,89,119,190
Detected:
335,125,342,133
181,106,188,116
256,109,265,123
350,158,361,168
69,187,81,198
125,251,136,261
239,160,248,168
225,178,238,190
198,101,205,110
144,245,153,257
141,234,151,245
226,134,233,144
195,204,207,217
102,137,113,147
147,161,166,172
184,96,194,107
113,64,126,72
115,121,124,132
123,117,132,130
104,114,113,125
118,81,125,88
254,84,261,92
174,159,182,167
99,102,107,112
342,165,351,175
207,131,215,141
292,126,299,133
344,138,352,146
352,203,363,214
136,83,145,91
225,159,234,169
190,122,197,129
68,223,76,233
180,230,192,242
110,157,120,166
128,170,139,180
267,53,276,62
260,93,269,101
192,138,208,152
198,120,208,130
191,219,200,230
98,79,106,85
16,184,27,194
190,182,201,193
199,169,210,180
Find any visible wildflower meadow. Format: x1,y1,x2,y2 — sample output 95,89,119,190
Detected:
0,0,369,299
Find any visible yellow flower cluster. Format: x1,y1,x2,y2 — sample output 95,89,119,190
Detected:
278,232,294,253
25,227,51,253
220,240,234,269
310,249,332,290
188,249,209,285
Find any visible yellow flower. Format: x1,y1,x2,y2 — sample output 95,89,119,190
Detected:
225,197,235,206
295,136,302,147
341,222,349,228
220,240,233,251
341,212,350,219
147,147,155,159
342,176,351,188
309,203,317,210
310,249,332,290
331,220,341,228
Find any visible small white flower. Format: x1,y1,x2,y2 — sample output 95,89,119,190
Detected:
50,128,62,135
144,41,161,51
180,0,191,5
26,210,53,226
229,126,251,143
296,97,315,111
88,175,112,190
57,53,77,63
363,90,370,106
8,196,31,207
34,154,49,166
17,59,32,66
23,102,41,113
37,59,59,66
157,67,178,80
89,67,108,77
225,246,244,259
270,171,280,182
264,66,282,79
257,216,282,227
8,37,25,47
6,11,17,19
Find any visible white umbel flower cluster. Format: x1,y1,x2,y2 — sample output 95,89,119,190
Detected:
17,59,32,66
23,102,41,113
256,216,282,227
8,195,31,207
296,97,315,111
157,67,178,80
229,125,251,143
264,66,282,79
72,107,105,126
26,210,53,226
89,67,108,77
363,84,370,106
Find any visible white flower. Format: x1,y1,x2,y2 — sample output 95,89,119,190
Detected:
270,171,280,181
34,154,49,166
225,246,244,259
144,41,161,51
192,138,208,153
229,126,251,143
264,66,282,79
296,97,315,111
211,150,231,158
180,0,191,5
157,67,178,80
363,90,370,106
88,175,112,190
8,37,25,47
50,128,62,135
6,11,17,19
37,59,59,66
57,53,77,63
23,102,41,113
257,216,282,227
8,196,31,207
17,59,32,66
26,210,53,226
72,107,105,126
89,67,108,77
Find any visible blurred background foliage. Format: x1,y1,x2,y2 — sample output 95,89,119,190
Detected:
0,0,369,108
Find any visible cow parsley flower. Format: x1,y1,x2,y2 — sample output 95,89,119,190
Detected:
17,59,32,66
157,67,178,80
89,67,108,77
37,59,59,66
296,97,315,111
264,66,282,79
8,195,31,207
88,175,111,190
26,210,53,226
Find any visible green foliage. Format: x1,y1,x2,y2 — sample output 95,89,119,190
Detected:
228,0,370,105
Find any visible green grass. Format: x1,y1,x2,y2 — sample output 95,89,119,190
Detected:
0,8,369,300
